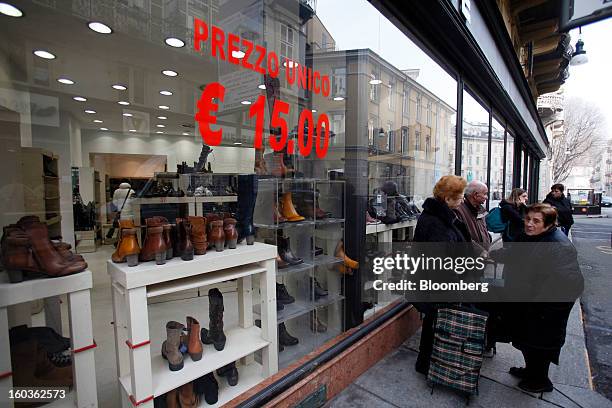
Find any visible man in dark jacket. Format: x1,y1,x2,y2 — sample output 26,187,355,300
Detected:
455,180,492,253
543,183,574,235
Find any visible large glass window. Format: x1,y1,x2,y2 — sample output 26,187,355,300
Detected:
490,117,505,207
461,90,489,185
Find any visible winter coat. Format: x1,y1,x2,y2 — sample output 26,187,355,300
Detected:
490,226,583,363
500,199,526,242
543,193,574,228
454,198,492,251
414,197,471,243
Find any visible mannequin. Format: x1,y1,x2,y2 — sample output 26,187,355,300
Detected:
111,182,135,218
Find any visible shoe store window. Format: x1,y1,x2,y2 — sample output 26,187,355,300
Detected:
461,89,490,185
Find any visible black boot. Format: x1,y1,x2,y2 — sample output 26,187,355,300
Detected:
278,322,299,346
277,235,303,265
236,174,258,245
276,283,295,304
216,362,239,386
310,277,328,300
194,372,219,404
194,145,213,173
201,288,226,351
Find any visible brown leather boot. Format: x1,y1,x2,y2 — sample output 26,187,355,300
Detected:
178,381,199,408
223,218,238,249
12,339,73,389
23,222,87,278
139,225,166,264
176,218,194,261
186,316,203,361
163,224,173,259
281,192,305,222
111,218,136,261
209,221,225,252
166,388,179,408
188,216,207,255
52,240,85,262
335,239,359,274
112,228,140,266
161,321,184,371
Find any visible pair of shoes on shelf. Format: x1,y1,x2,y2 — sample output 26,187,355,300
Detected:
2,215,87,282
164,373,218,408
204,213,238,251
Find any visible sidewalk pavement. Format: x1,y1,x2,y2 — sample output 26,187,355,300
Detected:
327,302,612,408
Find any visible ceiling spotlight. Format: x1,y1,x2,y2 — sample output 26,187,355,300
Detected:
182,132,189,135
156,131,164,134
57,78,75,85
157,116,167,120
156,124,165,128
33,50,56,60
112,84,127,90
73,96,87,102
129,129,137,132
100,127,108,131
93,119,103,123
241,100,251,105
159,90,173,96
258,84,266,90
158,105,169,110
165,37,185,48
333,96,345,101
311,109,317,113
118,101,130,106
232,50,246,59
233,142,243,145
162,70,178,77
283,60,297,68
0,3,23,17
84,109,96,114
369,79,382,85
88,21,113,34
123,113,133,117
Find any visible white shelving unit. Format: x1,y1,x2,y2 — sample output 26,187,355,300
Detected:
0,271,97,408
131,196,237,227
365,219,417,242
108,242,278,408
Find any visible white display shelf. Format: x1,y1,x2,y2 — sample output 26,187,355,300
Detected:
108,242,276,289
132,196,237,205
255,293,345,324
119,326,268,398
206,362,264,408
277,255,342,277
365,219,417,235
254,220,315,229
0,271,97,408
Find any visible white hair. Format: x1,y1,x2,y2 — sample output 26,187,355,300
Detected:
465,180,487,195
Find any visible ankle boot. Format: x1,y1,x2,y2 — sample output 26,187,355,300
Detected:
2,231,42,282
236,174,258,245
223,218,238,249
209,221,225,252
12,339,74,388
140,226,166,264
194,372,219,405
23,222,88,278
178,381,199,408
216,362,239,386
163,224,173,259
165,388,179,408
52,240,84,262
277,235,303,265
276,282,295,304
276,255,289,269
310,312,327,333
111,218,136,260
310,277,328,300
202,288,226,350
186,316,203,361
281,192,305,222
187,216,207,255
161,321,184,371
176,218,194,261
112,228,140,266
278,322,299,346
335,239,359,272
273,203,287,223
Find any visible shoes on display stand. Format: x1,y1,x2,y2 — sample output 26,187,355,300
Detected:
223,218,238,249
194,372,219,405
310,277,328,300
187,216,207,255
278,322,299,346
276,282,295,305
335,239,359,274
216,362,239,386
179,381,199,408
140,225,166,264
162,224,173,259
112,228,140,266
280,192,305,222
209,220,225,252
276,236,303,265
175,218,194,261
185,316,203,361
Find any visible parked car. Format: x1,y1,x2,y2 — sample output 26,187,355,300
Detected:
601,196,612,207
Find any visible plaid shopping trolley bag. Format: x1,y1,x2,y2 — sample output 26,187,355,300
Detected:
428,306,489,403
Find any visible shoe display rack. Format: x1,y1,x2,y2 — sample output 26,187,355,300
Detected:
107,242,278,408
0,271,97,408
253,178,347,369
20,148,62,238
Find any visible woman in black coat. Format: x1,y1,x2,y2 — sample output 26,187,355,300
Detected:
543,183,574,235
500,188,528,242
413,175,471,375
491,203,583,393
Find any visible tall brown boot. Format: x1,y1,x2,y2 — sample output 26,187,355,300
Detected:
176,218,194,261
186,316,203,361
178,381,199,408
188,216,207,255
165,388,179,408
